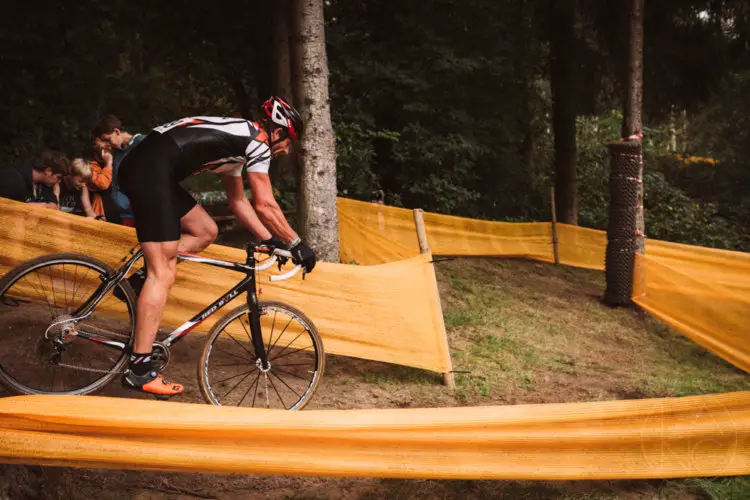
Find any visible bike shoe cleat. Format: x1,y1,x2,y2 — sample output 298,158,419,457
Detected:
121,370,184,400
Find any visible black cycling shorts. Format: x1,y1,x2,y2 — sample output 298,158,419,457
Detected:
118,132,197,243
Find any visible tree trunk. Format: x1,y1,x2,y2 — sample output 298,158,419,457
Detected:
290,0,340,262
549,0,578,225
274,0,293,99
622,0,645,254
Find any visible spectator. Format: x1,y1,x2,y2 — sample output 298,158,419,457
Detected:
54,158,99,218
86,145,114,219
0,150,70,208
93,115,145,226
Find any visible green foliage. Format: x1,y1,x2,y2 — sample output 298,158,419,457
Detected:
575,111,750,250
1,0,749,252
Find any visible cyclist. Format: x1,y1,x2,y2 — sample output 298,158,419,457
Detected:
112,96,317,398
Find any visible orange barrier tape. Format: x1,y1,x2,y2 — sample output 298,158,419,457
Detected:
1,393,749,478
633,242,750,374
0,198,452,373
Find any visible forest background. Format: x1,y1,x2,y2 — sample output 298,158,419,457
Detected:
1,0,749,251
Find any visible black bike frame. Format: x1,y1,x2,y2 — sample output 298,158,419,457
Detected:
73,245,270,367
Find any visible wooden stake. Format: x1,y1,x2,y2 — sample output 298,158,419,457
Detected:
413,209,455,389
550,187,560,265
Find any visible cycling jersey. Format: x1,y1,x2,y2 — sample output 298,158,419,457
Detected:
153,117,271,178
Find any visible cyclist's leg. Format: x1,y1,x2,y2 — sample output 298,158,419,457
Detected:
177,190,219,254
124,240,184,396
117,133,186,396
133,241,178,354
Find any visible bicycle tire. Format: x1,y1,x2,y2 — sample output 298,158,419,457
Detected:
0,252,137,395
198,300,325,410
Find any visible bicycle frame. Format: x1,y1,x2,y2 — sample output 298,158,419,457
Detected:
73,245,271,368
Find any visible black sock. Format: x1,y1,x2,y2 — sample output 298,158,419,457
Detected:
128,351,153,376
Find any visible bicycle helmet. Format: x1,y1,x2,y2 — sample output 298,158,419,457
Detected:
261,96,303,142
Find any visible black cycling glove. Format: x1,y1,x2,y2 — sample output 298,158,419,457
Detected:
259,236,286,252
289,241,316,273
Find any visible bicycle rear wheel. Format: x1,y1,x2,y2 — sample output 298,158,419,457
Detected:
199,301,325,410
0,253,136,395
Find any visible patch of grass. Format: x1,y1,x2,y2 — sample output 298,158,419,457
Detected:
359,372,390,387
551,354,578,374
442,276,513,328
683,476,750,500
360,365,442,387
637,318,750,397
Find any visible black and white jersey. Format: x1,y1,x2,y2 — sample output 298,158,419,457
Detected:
152,116,271,178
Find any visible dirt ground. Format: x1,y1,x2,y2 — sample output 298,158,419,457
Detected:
1,256,743,499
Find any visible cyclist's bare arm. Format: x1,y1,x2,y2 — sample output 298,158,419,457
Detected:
221,175,273,241
247,171,299,245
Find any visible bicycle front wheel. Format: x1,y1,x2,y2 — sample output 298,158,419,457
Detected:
199,301,325,410
0,253,136,395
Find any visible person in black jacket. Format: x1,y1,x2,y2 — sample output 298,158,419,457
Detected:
0,150,71,208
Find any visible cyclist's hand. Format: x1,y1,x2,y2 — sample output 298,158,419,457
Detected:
259,236,289,265
290,241,316,273
259,236,285,252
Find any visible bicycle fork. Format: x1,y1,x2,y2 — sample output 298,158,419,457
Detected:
246,252,270,372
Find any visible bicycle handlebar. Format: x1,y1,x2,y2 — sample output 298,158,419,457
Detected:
254,248,303,282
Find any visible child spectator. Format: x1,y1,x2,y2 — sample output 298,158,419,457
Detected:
86,145,114,219
54,158,99,218
0,150,70,208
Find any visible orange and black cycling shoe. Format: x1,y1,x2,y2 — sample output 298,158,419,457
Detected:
122,370,184,400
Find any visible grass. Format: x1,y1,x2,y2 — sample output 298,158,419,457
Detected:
684,476,750,500
434,257,750,498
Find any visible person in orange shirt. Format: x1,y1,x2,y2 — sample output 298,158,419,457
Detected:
87,145,114,219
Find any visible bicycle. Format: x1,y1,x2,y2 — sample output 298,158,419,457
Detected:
0,243,325,410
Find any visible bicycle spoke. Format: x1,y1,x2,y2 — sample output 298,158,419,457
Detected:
267,373,287,409
219,370,255,399
69,266,90,307
61,264,68,311
46,265,59,314
223,330,255,358
267,316,294,357
272,366,311,382
239,314,253,346
214,344,255,364
237,372,261,407
20,275,52,314
250,371,262,407
33,272,56,319
270,341,312,363
215,368,256,387
213,362,254,368
266,310,277,359
270,362,313,368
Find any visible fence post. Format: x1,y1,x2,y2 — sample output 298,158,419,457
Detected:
550,187,560,265
413,209,455,389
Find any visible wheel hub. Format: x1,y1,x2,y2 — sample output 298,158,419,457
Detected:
47,314,78,343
